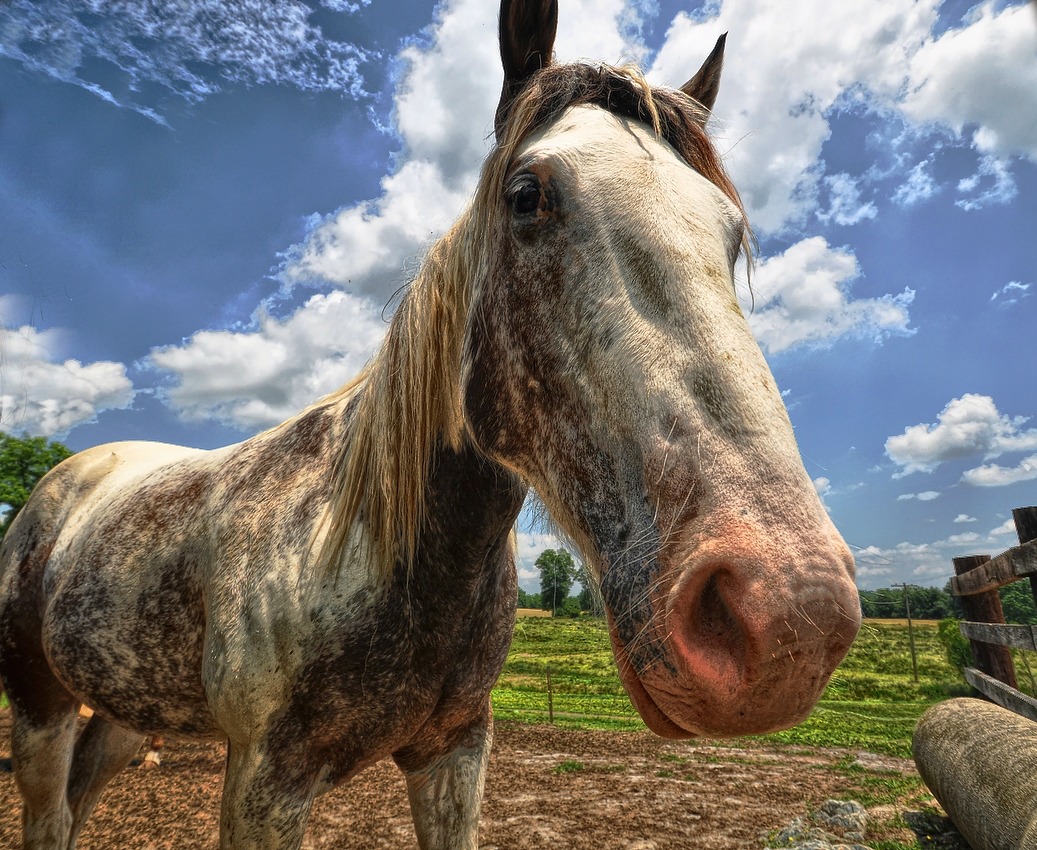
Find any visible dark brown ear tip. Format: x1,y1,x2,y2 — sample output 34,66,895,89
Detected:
496,0,559,140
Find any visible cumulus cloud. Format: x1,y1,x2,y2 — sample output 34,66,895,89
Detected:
0,0,370,124
818,173,878,227
899,2,1037,162
283,0,646,298
745,237,914,353
154,0,651,430
886,394,1037,476
897,491,940,501
648,1,1037,232
853,523,1014,588
149,290,384,429
649,0,940,233
953,514,977,523
0,298,133,437
141,0,1037,429
515,530,569,592
962,454,1037,488
990,518,1019,537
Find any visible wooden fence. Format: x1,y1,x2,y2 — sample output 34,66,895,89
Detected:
950,505,1037,718
911,505,1037,850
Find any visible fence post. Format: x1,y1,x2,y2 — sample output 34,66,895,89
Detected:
953,554,1018,689
546,668,554,724
1013,507,1037,608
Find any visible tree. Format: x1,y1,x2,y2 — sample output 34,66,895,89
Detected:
0,432,72,540
517,588,542,609
1000,581,1037,625
536,548,576,613
559,597,582,618
859,584,955,620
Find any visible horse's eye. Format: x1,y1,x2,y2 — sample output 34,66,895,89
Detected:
508,176,543,216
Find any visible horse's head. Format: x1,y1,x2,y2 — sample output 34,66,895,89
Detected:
462,0,861,739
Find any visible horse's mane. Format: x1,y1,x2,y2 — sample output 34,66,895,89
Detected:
317,62,752,583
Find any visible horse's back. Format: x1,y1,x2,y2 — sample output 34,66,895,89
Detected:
0,440,223,735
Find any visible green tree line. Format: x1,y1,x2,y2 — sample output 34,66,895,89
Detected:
517,547,602,617
861,582,1037,625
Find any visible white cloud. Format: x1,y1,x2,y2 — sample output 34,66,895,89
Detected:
155,0,649,431
149,290,384,429
283,0,646,300
955,155,1018,210
886,394,1037,476
0,298,134,437
892,159,939,207
818,173,877,226
0,0,370,124
515,530,570,592
990,518,1018,537
283,161,472,295
953,514,976,523
898,491,941,501
853,525,1011,588
962,454,1037,488
648,1,1037,233
990,281,1031,307
649,0,940,233
745,237,914,353
899,2,1037,162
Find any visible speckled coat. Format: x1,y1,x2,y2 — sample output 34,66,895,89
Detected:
0,1,861,848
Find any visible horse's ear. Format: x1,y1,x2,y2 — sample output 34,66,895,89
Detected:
495,0,559,140
680,33,726,122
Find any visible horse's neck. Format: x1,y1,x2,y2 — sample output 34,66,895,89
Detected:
402,438,526,608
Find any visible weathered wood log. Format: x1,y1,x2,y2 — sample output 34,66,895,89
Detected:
953,555,1018,689
950,541,1037,596
914,698,1037,850
1015,507,1037,611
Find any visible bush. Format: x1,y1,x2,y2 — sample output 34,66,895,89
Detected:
557,598,582,618
937,618,972,680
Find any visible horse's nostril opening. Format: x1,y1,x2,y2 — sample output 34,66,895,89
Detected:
696,573,738,640
674,567,749,692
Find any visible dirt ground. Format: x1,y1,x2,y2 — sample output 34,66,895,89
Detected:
1,709,934,849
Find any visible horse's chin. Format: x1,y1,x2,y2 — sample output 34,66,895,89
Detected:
606,619,697,740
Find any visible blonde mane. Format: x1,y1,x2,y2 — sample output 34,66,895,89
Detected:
317,62,751,582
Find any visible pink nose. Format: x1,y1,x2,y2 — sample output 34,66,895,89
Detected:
650,550,859,736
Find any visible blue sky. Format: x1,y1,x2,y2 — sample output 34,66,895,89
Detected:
1,0,1034,591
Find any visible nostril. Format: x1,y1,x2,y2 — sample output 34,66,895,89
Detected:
696,573,738,640
670,566,750,696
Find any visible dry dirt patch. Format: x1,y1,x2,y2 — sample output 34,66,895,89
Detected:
1,711,929,848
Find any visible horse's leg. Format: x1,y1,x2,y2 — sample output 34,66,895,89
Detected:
395,710,493,850
6,684,79,849
219,738,317,850
66,715,146,845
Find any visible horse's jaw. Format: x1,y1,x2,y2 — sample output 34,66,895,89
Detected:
596,518,860,739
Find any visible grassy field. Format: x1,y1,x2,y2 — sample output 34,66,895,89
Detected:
493,616,973,758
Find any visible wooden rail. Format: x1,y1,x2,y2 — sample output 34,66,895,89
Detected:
951,506,1037,721
913,507,1037,850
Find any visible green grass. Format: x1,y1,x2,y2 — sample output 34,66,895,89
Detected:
493,616,969,758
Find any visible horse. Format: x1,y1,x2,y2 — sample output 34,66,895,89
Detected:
0,1,861,847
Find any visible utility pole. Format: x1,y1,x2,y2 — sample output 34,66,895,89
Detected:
897,582,919,683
